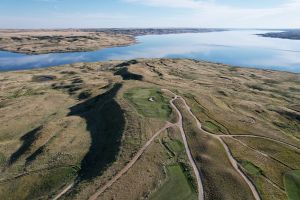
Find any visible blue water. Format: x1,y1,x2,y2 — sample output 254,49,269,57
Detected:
0,30,300,72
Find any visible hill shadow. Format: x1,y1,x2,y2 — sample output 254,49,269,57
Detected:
8,126,43,165
68,83,125,181
114,67,143,81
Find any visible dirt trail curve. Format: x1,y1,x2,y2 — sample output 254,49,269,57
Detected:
52,123,172,200
55,88,263,200
88,123,172,200
170,92,261,200
166,90,204,200
88,93,204,200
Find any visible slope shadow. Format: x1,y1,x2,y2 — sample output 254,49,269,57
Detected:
8,126,43,165
68,83,125,181
114,67,143,81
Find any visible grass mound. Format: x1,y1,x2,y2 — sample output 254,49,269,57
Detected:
124,88,171,120
202,121,222,134
284,170,300,200
150,165,197,200
241,160,263,176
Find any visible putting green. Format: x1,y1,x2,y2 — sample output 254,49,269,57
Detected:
124,88,171,120
150,165,197,200
284,170,300,200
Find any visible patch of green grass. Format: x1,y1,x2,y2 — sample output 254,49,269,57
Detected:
0,166,77,200
241,160,264,176
202,121,222,134
124,87,171,120
162,138,184,156
0,152,6,167
150,165,197,200
284,170,300,200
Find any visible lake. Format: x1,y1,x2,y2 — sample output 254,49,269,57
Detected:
0,30,300,72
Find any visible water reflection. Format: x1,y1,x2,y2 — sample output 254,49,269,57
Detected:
0,30,299,72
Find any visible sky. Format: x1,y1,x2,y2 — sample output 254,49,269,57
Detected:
0,0,300,29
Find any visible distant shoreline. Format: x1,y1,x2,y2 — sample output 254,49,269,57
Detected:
257,30,300,40
0,28,227,55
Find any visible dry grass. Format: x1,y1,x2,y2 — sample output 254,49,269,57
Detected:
0,58,299,199
0,30,135,54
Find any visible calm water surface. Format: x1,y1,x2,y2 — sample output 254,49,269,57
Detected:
0,30,300,72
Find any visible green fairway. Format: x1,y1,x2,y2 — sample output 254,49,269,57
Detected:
241,160,263,176
150,165,197,200
202,121,222,134
163,139,184,156
124,88,171,120
284,170,300,200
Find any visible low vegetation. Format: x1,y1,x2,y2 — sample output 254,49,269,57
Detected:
0,58,299,200
284,170,300,200
150,165,197,200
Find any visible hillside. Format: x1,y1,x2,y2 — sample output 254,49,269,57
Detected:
0,59,299,200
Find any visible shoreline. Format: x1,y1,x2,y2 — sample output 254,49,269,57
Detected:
0,28,226,55
1,58,299,75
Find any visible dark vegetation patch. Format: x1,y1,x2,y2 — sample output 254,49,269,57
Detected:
8,126,43,165
289,104,300,113
51,82,83,95
289,87,300,93
78,91,92,100
60,71,77,75
240,160,264,176
219,76,231,81
217,90,228,96
25,146,45,166
202,121,223,134
146,63,163,78
115,60,138,68
68,83,125,181
273,108,300,122
71,77,84,84
114,67,143,80
32,75,56,82
228,67,238,72
246,84,264,91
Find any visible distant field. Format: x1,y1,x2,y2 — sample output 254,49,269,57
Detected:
284,170,300,200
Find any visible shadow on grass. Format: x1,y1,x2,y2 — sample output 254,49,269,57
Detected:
8,126,43,165
68,83,125,181
114,67,143,81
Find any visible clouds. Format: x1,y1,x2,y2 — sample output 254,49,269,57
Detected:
124,0,300,28
0,0,299,28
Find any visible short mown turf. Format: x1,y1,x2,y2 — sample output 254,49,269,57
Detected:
124,87,171,120
149,165,197,200
284,170,300,200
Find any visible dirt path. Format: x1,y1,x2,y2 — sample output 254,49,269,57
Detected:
166,92,204,200
88,122,172,200
52,123,172,200
52,182,76,200
221,134,300,151
88,94,206,200
173,94,261,200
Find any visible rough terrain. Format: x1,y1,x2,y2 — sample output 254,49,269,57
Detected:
0,58,299,200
